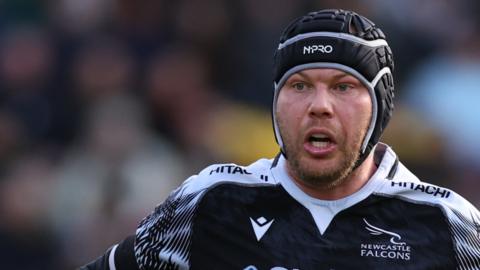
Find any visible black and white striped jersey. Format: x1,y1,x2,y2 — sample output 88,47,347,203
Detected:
81,144,480,270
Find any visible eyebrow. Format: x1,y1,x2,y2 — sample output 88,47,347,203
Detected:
290,71,309,80
331,72,353,79
292,70,356,81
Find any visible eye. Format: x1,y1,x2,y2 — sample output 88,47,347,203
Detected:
292,82,307,91
335,83,353,92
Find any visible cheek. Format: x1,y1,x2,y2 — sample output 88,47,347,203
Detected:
336,93,370,122
277,90,307,116
277,98,303,127
276,96,302,142
345,99,372,130
360,97,373,124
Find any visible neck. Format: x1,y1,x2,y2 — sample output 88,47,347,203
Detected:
288,153,377,200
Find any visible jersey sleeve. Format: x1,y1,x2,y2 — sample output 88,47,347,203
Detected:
78,186,204,270
444,197,480,269
134,183,204,269
78,235,139,270
80,161,267,270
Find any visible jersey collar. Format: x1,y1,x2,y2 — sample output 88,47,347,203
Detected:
270,143,399,234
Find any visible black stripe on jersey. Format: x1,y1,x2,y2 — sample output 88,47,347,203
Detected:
449,208,480,270
271,152,281,169
386,157,399,180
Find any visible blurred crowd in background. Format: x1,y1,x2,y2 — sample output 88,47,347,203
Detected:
0,0,479,269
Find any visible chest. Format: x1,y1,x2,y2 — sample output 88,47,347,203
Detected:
189,185,455,270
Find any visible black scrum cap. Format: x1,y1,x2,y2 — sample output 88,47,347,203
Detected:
272,9,395,166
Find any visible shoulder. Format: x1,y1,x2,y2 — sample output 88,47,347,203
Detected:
376,160,471,211
380,165,477,215
133,158,278,268
378,165,479,218
376,169,480,260
179,158,278,195
377,159,480,233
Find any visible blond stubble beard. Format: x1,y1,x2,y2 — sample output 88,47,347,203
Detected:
279,121,367,191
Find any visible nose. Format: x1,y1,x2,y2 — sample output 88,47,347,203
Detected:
308,86,334,118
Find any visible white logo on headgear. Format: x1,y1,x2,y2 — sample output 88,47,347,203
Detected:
303,45,333,54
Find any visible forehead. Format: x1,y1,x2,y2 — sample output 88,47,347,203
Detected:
286,68,360,82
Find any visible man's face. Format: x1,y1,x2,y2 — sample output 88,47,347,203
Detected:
276,68,372,189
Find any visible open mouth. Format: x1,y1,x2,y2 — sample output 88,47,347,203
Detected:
307,133,335,148
303,130,337,156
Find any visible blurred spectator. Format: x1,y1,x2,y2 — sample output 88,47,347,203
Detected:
112,0,171,61
171,0,235,90
173,0,232,49
204,103,278,164
0,153,59,270
403,4,480,204
47,31,190,268
0,111,26,174
145,44,221,168
405,53,480,166
49,96,187,268
0,27,53,90
65,34,137,141
363,0,476,86
0,25,64,146
113,0,168,39
0,0,48,25
70,35,136,103
228,0,307,106
145,44,278,168
403,10,480,166
49,0,114,34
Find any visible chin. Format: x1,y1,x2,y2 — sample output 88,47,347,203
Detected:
289,150,356,187
298,167,348,190
297,156,342,177
302,152,338,169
